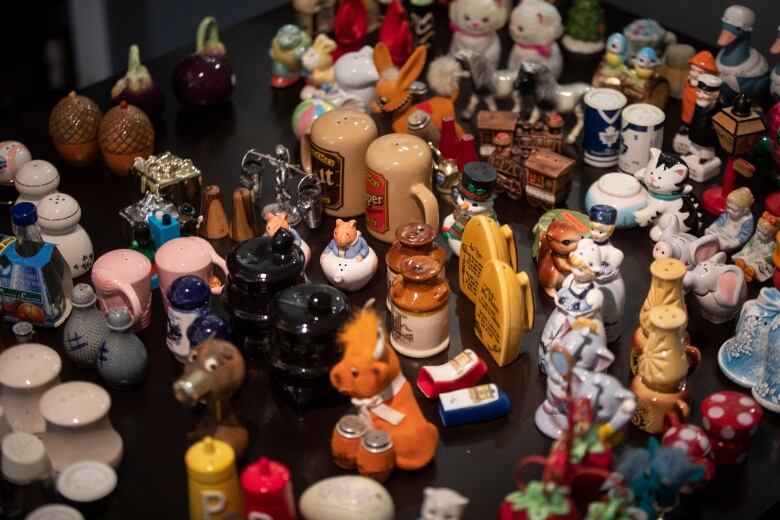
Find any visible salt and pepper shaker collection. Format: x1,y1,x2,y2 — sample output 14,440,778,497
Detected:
6,6,780,519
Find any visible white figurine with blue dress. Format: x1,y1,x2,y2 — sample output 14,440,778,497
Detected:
704,187,754,253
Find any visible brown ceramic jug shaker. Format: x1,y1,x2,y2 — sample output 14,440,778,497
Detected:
304,109,377,218
385,222,446,308
365,134,439,243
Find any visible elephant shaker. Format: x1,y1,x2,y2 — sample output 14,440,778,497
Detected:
683,252,747,324
536,319,634,442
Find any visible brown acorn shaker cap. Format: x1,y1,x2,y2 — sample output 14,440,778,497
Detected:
48,91,102,145
98,101,154,154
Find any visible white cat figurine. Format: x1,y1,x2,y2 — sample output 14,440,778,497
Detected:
448,0,510,68
419,487,469,520
633,148,702,241
333,46,379,112
507,0,564,79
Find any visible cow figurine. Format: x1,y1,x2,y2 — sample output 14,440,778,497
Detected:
330,305,438,472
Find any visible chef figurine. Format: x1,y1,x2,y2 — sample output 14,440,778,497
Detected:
589,205,625,343
539,239,606,375
673,51,719,154
683,74,724,182
704,187,755,252
734,211,780,282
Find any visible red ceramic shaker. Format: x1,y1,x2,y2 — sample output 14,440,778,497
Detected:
240,457,295,520
662,412,715,491
700,391,763,466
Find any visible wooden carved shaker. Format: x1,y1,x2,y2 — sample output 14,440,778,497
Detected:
385,222,446,309
631,305,700,433
230,187,258,242
632,258,689,374
173,339,248,459
201,184,230,239
389,256,450,358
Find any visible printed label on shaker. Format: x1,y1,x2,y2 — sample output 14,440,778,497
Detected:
310,141,344,210
365,168,389,233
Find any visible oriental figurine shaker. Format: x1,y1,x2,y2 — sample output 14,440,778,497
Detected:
632,258,689,374
62,283,110,368
631,305,700,433
389,256,450,358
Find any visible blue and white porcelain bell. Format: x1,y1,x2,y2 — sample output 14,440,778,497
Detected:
718,288,780,388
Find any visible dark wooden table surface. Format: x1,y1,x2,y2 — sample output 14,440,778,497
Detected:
3,4,780,519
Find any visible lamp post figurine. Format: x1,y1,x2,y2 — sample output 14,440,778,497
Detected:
704,93,765,215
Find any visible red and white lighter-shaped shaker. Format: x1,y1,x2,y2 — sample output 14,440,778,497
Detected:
240,457,295,520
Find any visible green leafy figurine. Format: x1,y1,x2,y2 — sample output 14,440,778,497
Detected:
562,0,606,55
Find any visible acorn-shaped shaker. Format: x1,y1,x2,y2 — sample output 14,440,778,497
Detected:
98,101,154,176
48,91,102,167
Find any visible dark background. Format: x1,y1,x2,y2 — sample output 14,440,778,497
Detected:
2,1,780,519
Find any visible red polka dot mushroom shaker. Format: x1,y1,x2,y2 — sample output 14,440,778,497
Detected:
701,391,763,465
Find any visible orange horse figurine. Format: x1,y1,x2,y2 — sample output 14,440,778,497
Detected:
372,42,463,136
538,219,584,297
330,305,438,471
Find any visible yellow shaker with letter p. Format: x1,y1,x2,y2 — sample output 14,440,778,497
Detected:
186,436,243,520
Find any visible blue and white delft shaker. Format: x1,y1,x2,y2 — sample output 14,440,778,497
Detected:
718,288,780,388
97,307,147,389
166,275,210,363
62,283,109,367
186,312,232,349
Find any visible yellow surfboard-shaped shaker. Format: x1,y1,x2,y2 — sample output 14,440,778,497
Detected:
459,215,517,304
474,259,534,367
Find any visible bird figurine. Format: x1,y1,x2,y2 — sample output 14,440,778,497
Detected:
715,5,769,103
605,32,628,66
634,47,660,80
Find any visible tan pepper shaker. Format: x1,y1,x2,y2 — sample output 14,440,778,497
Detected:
365,134,439,243
631,305,700,433
631,258,690,374
305,109,377,218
